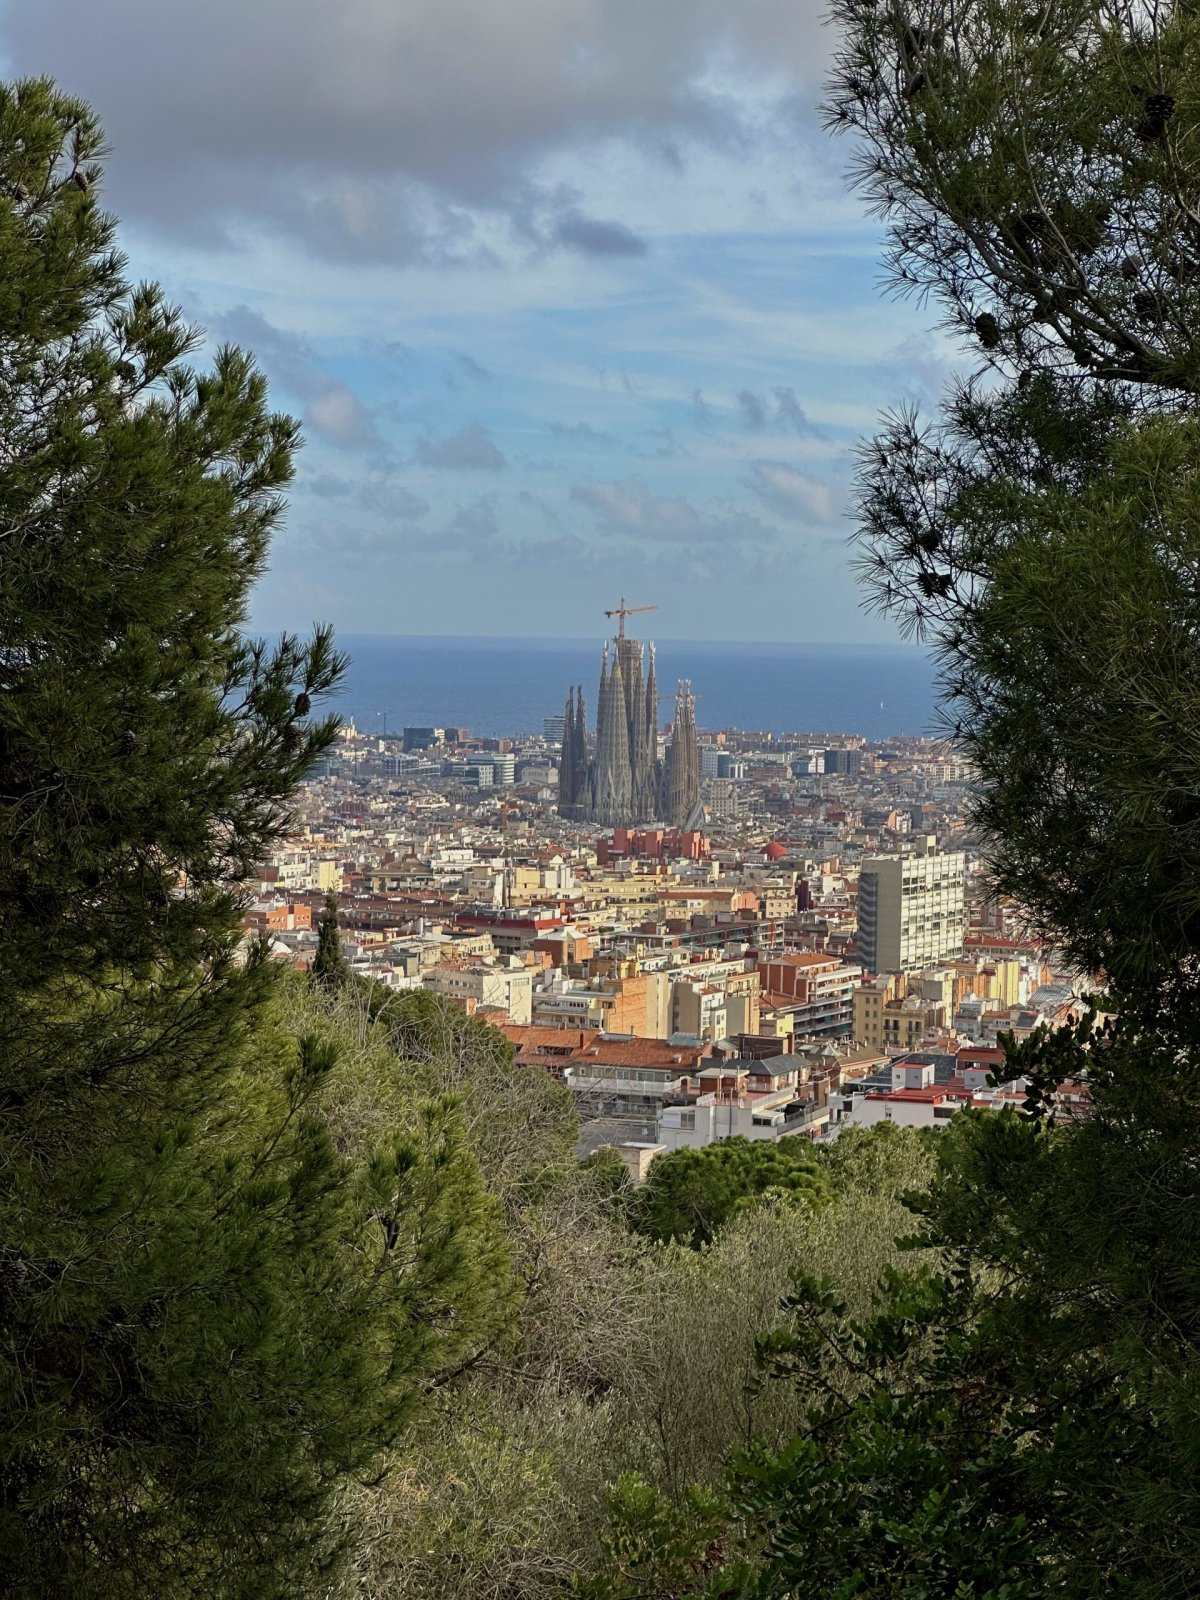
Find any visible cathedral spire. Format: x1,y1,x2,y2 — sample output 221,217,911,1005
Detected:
594,640,632,822
557,686,575,814
643,643,660,817
557,624,697,828
571,684,588,807
661,679,700,828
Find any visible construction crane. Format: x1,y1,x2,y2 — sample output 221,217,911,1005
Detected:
605,595,658,639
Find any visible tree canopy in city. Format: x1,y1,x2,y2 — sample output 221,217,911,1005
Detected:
629,1135,830,1247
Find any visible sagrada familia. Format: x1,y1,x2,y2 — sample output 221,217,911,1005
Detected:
557,631,702,829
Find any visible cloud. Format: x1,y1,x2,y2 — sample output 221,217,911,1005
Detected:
570,476,778,550
398,498,591,568
554,212,648,257
737,389,768,429
886,333,965,407
773,386,820,436
213,305,378,448
548,420,620,447
307,473,429,519
691,389,714,429
453,352,493,383
745,460,839,523
415,421,507,471
4,0,831,263
443,496,501,548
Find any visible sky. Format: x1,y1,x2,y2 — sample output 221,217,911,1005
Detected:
0,0,965,644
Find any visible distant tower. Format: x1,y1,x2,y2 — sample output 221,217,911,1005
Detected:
640,636,668,812
557,685,590,817
570,684,588,809
661,680,701,828
556,688,576,815
591,641,632,823
555,603,697,828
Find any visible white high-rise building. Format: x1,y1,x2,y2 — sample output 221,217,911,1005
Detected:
857,845,965,974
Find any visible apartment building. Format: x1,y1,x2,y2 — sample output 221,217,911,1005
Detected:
856,845,965,974
758,952,863,1041
423,962,534,1025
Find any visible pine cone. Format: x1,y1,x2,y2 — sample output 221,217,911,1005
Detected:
974,312,1001,350
1135,92,1175,142
294,691,311,718
71,169,89,193
1009,210,1048,260
917,571,953,598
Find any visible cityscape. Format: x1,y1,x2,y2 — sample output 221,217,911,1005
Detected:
247,601,1087,1166
8,1,1192,1592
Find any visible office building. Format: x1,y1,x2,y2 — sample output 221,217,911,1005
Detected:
824,747,862,778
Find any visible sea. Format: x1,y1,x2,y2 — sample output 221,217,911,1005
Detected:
324,634,943,743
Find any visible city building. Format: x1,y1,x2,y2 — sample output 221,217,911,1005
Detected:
657,1057,829,1150
422,962,535,1025
758,952,863,1041
563,1035,716,1121
856,844,965,974
558,620,700,828
824,747,863,777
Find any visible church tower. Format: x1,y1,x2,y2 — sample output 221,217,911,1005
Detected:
661,680,701,829
555,609,699,828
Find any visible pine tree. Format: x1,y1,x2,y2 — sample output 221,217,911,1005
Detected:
629,1136,830,1248
0,80,513,1597
814,0,1200,1032
312,890,349,990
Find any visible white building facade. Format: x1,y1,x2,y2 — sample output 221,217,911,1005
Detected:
857,846,965,974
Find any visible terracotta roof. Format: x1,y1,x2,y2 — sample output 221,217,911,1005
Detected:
760,991,799,1010
869,1087,972,1104
498,1024,601,1054
575,1038,716,1068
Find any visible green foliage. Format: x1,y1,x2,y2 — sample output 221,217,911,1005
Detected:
734,1263,1049,1600
823,0,1200,1027
725,2,1200,1573
629,1136,831,1247
580,1143,634,1201
860,399,1200,1015
321,1111,942,1599
0,81,513,1597
327,1382,619,1600
0,78,344,998
311,890,349,990
825,0,1200,393
370,987,580,1209
817,1120,937,1201
571,1474,746,1600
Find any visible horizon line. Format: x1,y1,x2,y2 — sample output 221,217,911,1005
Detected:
286,629,930,652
